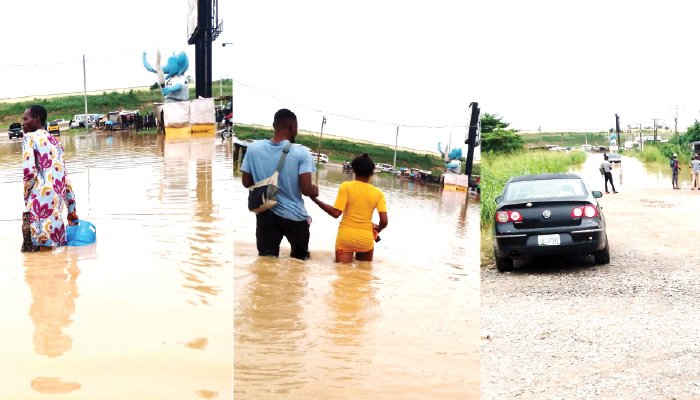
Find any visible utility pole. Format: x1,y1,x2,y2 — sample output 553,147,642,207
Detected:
637,122,643,151
650,118,661,143
314,116,326,186
672,104,684,135
83,54,89,133
393,126,399,172
615,114,621,152
222,42,233,102
464,102,480,203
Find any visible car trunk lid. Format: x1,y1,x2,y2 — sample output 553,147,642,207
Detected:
501,200,585,229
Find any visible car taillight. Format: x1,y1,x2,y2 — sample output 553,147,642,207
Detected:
571,204,598,218
496,210,523,223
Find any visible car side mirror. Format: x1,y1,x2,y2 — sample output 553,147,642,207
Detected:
495,195,502,203
592,191,603,198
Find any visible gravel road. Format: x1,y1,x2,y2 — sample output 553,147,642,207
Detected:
481,177,700,399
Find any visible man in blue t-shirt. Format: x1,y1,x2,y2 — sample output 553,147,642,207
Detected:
241,109,318,260
671,153,680,189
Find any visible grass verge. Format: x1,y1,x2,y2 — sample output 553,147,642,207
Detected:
234,124,451,174
0,80,232,127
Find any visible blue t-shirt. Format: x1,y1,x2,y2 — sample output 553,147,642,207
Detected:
241,139,316,221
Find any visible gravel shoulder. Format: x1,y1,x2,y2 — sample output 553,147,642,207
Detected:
481,186,700,399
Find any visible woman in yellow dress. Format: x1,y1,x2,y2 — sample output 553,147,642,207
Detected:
311,153,388,262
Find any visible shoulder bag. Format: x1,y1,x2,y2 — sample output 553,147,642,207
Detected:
248,142,293,213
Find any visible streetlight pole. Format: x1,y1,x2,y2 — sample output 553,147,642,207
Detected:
393,126,399,172
222,42,233,104
83,54,89,133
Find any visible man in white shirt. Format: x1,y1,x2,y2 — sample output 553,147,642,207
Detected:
601,155,618,194
690,155,700,189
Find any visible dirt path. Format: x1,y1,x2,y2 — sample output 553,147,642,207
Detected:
481,160,700,399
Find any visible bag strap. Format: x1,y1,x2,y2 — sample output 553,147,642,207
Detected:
275,142,293,173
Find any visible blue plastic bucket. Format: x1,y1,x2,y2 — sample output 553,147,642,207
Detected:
66,220,97,246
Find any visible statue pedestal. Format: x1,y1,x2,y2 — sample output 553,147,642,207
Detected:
443,174,469,192
158,98,216,139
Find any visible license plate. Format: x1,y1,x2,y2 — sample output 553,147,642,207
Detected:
537,234,560,246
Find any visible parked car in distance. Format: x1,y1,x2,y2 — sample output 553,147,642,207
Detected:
607,153,621,163
492,173,609,272
310,152,328,163
376,163,394,172
8,122,23,139
48,121,60,136
581,144,593,152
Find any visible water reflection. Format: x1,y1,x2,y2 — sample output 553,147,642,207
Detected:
325,263,378,348
0,132,233,398
235,255,308,396
22,249,86,395
161,139,222,305
30,377,81,395
25,251,80,358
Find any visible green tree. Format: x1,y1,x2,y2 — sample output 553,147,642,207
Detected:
482,129,524,153
480,113,510,133
480,113,522,153
684,120,700,143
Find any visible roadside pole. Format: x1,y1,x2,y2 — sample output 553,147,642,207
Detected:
393,126,399,172
615,114,621,152
464,102,480,204
82,54,89,133
315,116,326,186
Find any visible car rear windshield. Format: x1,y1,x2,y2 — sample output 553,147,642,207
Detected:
503,178,587,201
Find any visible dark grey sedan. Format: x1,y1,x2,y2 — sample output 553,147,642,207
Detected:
492,173,609,272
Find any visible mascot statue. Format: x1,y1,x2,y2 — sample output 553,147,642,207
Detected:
438,142,463,174
143,50,190,102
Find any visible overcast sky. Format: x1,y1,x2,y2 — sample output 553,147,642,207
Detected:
0,0,231,99
3,1,699,153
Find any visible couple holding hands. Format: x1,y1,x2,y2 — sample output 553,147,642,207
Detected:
241,109,388,263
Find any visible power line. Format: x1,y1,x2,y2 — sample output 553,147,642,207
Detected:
0,41,189,68
233,78,468,130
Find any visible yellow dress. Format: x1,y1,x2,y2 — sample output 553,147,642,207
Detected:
333,180,387,252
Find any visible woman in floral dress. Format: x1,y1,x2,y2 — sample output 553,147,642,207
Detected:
21,105,78,252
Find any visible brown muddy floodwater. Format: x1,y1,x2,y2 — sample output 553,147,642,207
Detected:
0,133,233,399
571,152,694,191
234,165,479,399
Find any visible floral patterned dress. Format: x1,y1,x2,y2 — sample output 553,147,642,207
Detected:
22,129,76,248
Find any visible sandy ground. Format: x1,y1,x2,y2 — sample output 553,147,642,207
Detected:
481,184,700,399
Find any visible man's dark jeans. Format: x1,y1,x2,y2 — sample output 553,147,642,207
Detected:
256,210,310,260
604,171,616,193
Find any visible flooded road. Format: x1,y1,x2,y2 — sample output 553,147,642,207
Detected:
234,165,479,399
571,152,693,191
0,133,233,399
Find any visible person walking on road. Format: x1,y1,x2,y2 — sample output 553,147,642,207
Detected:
310,153,389,263
240,108,319,260
671,153,680,189
690,154,700,190
601,155,618,194
21,105,79,252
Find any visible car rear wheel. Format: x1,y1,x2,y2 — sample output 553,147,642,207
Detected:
495,255,514,272
593,237,610,265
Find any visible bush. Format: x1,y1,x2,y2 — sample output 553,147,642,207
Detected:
481,129,524,153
